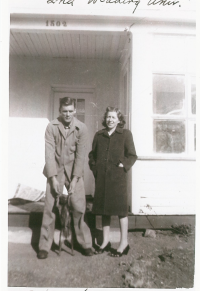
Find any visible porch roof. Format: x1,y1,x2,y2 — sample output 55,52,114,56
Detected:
9,4,195,60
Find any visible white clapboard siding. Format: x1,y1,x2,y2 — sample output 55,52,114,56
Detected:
139,206,196,215
139,182,195,193
140,189,195,199
140,198,195,207
153,35,187,73
132,160,196,215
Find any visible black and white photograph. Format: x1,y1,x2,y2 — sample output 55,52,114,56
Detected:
0,0,199,289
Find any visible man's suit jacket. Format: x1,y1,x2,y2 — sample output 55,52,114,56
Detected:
43,116,88,180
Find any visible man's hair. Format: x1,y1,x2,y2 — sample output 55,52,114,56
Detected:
59,97,76,111
102,106,126,128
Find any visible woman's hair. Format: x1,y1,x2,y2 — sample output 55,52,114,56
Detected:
102,106,126,128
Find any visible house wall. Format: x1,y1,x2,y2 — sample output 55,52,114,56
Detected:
9,56,120,198
9,21,196,215
130,29,196,215
9,56,120,122
132,160,196,215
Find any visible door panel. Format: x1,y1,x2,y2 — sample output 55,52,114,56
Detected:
53,91,96,196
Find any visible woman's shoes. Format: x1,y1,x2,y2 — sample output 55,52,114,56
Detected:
110,244,130,257
94,242,111,255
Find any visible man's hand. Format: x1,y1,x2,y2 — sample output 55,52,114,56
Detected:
68,176,79,195
50,176,60,196
118,163,124,168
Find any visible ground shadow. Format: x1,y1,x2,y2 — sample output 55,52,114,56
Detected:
9,197,98,254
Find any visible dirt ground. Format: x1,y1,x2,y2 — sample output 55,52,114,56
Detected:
8,227,196,288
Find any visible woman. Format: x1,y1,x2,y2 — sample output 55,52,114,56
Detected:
89,106,137,257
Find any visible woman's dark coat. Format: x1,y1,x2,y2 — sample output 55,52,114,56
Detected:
89,127,137,216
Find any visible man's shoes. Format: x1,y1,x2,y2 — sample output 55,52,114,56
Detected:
82,248,94,256
37,250,48,259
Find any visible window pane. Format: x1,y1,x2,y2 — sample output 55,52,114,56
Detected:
154,120,185,153
76,99,85,123
76,99,85,114
153,75,185,115
191,83,196,114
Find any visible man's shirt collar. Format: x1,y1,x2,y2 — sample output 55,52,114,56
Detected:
52,116,81,130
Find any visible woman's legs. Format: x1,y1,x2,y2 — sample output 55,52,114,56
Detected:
117,216,128,252
98,215,128,252
100,215,111,248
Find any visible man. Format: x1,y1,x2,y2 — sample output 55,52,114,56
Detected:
37,97,93,259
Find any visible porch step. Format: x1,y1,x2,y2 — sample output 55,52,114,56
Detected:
8,198,195,230
8,200,44,228
8,196,94,228
8,226,122,245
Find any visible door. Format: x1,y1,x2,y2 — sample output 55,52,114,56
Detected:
52,87,97,196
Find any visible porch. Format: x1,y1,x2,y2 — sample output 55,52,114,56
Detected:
8,198,195,246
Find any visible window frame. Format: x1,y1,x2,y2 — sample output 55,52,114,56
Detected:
152,72,196,158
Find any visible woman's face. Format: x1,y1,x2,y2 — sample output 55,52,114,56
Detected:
106,111,120,130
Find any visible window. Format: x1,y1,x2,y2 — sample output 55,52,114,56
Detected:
76,99,85,123
153,74,196,155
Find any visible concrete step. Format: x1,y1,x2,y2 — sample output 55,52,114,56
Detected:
8,198,195,230
9,227,39,244
8,226,121,245
8,227,73,245
8,197,94,228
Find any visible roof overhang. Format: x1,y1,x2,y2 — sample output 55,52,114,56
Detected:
10,7,196,33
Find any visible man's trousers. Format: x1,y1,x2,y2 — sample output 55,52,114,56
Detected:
39,174,92,252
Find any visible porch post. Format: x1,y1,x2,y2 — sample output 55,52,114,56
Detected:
130,29,153,214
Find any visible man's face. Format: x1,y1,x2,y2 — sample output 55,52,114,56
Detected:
60,105,76,125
